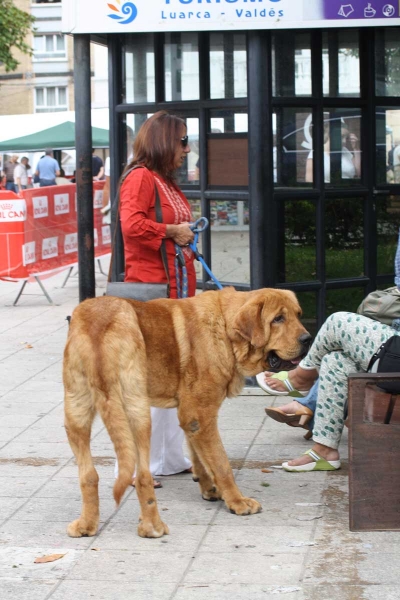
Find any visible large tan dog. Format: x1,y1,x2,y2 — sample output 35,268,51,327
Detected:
63,287,311,538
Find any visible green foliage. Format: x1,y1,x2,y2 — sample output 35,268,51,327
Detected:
0,0,35,72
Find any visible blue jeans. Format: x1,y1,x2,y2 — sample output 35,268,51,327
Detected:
5,182,17,193
297,381,319,431
39,179,56,187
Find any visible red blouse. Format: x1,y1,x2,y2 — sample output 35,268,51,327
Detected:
120,167,196,299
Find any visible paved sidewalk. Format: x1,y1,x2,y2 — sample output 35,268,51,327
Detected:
0,270,399,600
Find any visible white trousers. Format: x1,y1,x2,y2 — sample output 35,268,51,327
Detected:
114,407,192,478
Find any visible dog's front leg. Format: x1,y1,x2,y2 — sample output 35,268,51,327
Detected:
180,412,262,516
185,436,222,501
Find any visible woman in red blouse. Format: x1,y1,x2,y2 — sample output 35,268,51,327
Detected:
117,111,196,486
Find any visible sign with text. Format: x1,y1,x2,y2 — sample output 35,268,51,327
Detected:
0,183,110,280
62,0,400,33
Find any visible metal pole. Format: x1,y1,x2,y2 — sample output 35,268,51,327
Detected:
108,35,124,282
247,31,275,289
74,34,95,301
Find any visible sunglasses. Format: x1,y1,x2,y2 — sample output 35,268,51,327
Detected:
180,135,189,148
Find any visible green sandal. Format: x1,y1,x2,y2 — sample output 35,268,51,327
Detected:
282,449,341,472
256,370,308,397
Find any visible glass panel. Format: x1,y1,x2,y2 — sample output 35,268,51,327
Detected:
33,36,44,52
274,108,312,187
377,195,399,276
210,202,250,284
325,198,364,279
177,117,199,186
45,35,54,52
283,200,316,283
46,87,56,106
125,113,153,163
296,292,318,339
272,32,311,97
36,88,44,106
165,33,199,101
209,32,247,99
210,109,247,134
326,288,365,318
323,30,360,97
56,35,65,51
376,28,400,97
123,34,155,104
58,87,67,105
376,108,400,184
324,110,362,186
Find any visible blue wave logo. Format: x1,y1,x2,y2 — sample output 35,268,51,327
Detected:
107,1,137,24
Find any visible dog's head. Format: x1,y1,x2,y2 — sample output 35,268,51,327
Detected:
229,288,312,376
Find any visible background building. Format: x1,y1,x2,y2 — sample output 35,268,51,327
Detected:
0,0,108,116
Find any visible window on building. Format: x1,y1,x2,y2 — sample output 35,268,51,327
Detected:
35,87,68,112
33,34,66,60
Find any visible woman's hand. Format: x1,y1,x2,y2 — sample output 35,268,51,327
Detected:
166,222,195,246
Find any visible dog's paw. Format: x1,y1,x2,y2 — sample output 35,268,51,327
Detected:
67,519,98,537
137,519,170,538
202,485,222,502
227,497,262,516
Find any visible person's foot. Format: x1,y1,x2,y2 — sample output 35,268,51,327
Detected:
131,477,162,489
286,444,339,467
263,366,317,395
272,400,310,416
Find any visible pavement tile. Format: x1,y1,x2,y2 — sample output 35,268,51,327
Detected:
49,580,177,600
184,552,304,585
0,546,83,581
65,549,194,583
0,476,49,498
174,583,305,600
113,496,219,526
33,477,117,500
13,426,69,444
0,579,58,600
0,497,29,521
96,522,208,552
8,496,119,524
200,524,317,554
0,442,76,460
0,520,95,550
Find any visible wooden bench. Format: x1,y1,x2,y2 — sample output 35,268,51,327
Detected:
348,373,400,532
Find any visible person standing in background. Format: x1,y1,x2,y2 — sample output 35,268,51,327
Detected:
100,155,111,225
92,149,104,181
13,156,30,193
4,155,19,192
35,149,60,187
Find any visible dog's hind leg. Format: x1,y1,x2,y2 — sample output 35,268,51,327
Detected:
125,402,169,538
64,392,99,538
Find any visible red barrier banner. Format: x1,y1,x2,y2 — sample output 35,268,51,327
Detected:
0,182,110,280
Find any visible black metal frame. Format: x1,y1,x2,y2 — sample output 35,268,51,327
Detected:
75,26,400,327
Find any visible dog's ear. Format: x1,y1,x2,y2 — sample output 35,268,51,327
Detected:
233,301,270,349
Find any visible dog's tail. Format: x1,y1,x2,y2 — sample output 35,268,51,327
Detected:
97,389,136,506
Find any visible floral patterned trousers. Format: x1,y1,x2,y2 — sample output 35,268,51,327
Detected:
299,312,398,449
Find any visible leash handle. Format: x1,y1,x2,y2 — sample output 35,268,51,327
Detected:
190,217,208,233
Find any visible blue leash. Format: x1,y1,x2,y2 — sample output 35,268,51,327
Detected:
174,217,223,298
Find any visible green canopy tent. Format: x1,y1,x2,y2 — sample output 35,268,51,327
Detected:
0,121,109,152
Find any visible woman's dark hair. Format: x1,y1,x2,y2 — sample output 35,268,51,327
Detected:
125,111,186,183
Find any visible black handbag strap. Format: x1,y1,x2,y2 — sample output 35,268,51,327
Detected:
108,165,170,294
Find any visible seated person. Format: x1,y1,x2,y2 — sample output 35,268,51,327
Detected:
257,311,400,472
